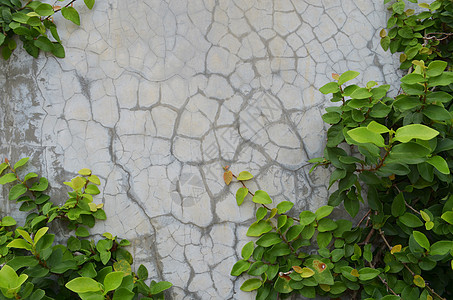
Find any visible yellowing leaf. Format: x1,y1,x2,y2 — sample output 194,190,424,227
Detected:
223,171,233,185
88,202,97,212
379,29,387,38
78,168,91,176
292,266,303,273
332,73,340,80
413,275,425,288
269,208,278,219
313,260,327,273
425,221,434,230
96,203,104,209
319,284,330,292
405,9,415,16
351,269,360,277
420,210,430,222
391,244,402,254
71,176,86,191
418,3,430,9
300,267,315,278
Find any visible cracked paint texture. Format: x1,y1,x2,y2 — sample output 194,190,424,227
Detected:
0,0,400,299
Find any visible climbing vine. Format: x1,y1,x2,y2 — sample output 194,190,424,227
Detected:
226,0,453,299
0,0,93,59
0,158,172,299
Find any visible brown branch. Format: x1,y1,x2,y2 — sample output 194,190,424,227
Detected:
357,209,371,227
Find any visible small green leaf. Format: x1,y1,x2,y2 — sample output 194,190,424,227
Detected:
35,3,54,16
7,239,32,251
299,210,316,225
247,220,273,237
347,127,385,147
236,187,248,206
367,121,389,134
66,277,101,293
75,226,90,237
137,264,148,280
441,211,453,224
231,260,251,276
276,201,293,214
61,7,80,25
1,216,16,226
319,82,339,94
427,61,448,77
350,88,372,99
399,213,423,227
413,231,430,250
16,229,32,244
427,156,450,174
358,267,380,280
315,206,334,220
241,241,254,260
430,241,452,256
394,124,439,143
338,71,360,85
103,271,124,293
237,171,253,181
13,158,29,170
149,281,172,294
9,184,27,201
33,227,49,246
84,0,95,9
391,193,406,217
252,190,272,204
240,278,262,292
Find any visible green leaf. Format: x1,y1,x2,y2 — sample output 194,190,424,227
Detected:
29,177,48,192
35,3,54,16
256,207,267,221
358,267,380,280
248,261,268,276
286,224,304,241
344,195,359,218
391,193,406,217
137,264,148,280
317,232,332,248
394,124,439,143
426,91,453,103
430,241,453,256
84,0,95,9
338,71,360,85
252,190,272,204
0,173,17,184
149,281,172,294
315,206,333,220
423,105,451,121
236,187,248,206
392,1,405,14
76,226,90,237
240,278,262,292
427,61,448,77
1,216,16,226
347,127,385,147
241,241,254,260
299,211,316,225
13,158,29,169
367,121,389,134
16,229,32,244
322,112,341,124
427,156,450,174
350,88,372,99
317,219,337,232
319,82,339,94
51,43,65,58
9,184,27,201
66,277,101,293
237,171,253,181
413,231,430,250
441,211,453,224
85,184,100,195
33,227,48,246
231,259,251,276
400,73,426,84
61,7,80,25
276,201,293,214
399,213,423,227
103,271,124,293
247,220,273,237
7,239,32,251
256,233,281,247
112,287,134,300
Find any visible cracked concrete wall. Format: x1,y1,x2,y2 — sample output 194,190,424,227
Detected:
0,0,400,299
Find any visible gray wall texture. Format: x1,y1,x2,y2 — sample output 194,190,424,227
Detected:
0,0,401,299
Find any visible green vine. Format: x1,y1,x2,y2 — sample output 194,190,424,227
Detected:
226,0,453,299
0,0,94,59
0,158,172,299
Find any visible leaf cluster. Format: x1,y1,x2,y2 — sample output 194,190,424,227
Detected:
0,158,172,300
228,1,453,299
0,0,94,59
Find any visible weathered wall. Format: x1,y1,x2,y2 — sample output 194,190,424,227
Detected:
0,0,400,298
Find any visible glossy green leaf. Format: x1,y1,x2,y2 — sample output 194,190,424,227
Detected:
276,201,293,214
399,213,423,227
104,271,124,293
236,187,248,206
240,278,262,292
66,277,101,293
413,231,430,250
315,206,334,220
394,124,439,143
430,241,452,256
427,156,450,174
338,71,360,85
61,7,80,25
252,190,272,204
299,210,316,225
319,82,339,94
241,241,254,260
247,220,273,237
231,260,251,276
347,127,385,147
